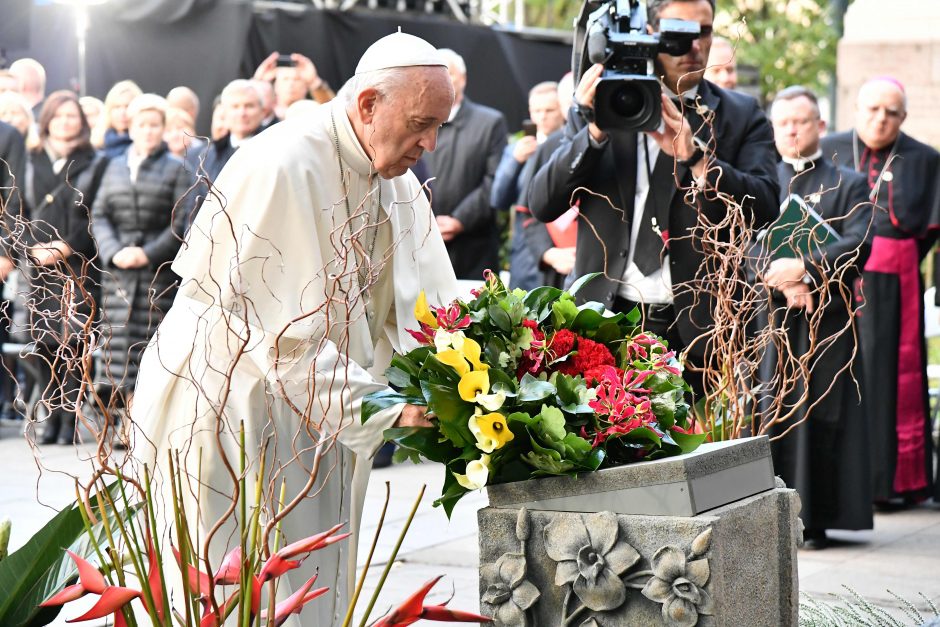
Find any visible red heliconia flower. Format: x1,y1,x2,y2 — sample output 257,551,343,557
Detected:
260,572,330,626
259,522,350,583
145,536,166,620
371,576,492,626
199,590,240,627
214,546,243,585
40,550,107,607
65,586,140,623
172,546,212,597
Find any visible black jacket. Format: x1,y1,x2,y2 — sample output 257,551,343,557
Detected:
528,80,779,355
422,98,507,280
0,121,26,261
19,144,107,345
92,144,197,387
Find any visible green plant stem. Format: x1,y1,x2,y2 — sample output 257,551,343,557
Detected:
342,482,391,627
239,422,251,627
357,484,427,627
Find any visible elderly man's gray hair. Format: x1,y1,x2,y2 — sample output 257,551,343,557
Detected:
338,67,423,107
220,79,262,105
437,48,466,76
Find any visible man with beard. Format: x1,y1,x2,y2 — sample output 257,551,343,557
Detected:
822,77,940,506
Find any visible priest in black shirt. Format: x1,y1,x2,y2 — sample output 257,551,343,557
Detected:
760,86,874,549
822,78,940,505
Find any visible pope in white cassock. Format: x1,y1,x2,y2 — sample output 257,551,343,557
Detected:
131,32,458,625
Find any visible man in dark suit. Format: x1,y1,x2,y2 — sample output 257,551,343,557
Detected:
422,48,507,281
528,0,779,394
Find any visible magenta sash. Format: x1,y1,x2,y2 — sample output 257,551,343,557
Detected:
863,235,928,493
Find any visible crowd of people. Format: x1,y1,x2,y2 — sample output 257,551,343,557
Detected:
0,0,937,555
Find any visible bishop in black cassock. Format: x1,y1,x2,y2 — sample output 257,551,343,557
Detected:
821,78,940,503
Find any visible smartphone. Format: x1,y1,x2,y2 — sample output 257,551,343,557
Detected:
521,120,538,137
276,54,296,67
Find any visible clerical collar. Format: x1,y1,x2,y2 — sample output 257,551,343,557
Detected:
329,100,391,215
782,150,822,172
448,101,462,123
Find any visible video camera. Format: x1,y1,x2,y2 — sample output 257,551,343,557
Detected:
573,0,701,132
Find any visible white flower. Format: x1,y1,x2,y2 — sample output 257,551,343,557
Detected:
454,455,491,490
498,352,511,368
475,390,507,412
434,329,466,353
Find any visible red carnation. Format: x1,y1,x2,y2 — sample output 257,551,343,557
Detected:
558,337,615,377
550,329,577,359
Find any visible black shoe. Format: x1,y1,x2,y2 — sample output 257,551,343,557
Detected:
372,442,395,468
802,528,829,550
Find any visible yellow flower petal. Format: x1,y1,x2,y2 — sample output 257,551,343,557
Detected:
476,412,514,449
414,291,438,328
436,349,470,377
460,338,489,371
458,369,490,402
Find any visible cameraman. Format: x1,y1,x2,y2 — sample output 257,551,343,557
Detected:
528,0,778,395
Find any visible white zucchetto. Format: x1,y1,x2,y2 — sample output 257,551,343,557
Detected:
355,30,445,75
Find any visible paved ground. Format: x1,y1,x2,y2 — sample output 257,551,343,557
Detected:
2,422,939,626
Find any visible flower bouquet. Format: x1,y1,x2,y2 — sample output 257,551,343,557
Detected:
362,273,706,516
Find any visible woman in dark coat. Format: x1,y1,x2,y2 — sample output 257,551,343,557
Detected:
22,90,107,445
92,94,196,410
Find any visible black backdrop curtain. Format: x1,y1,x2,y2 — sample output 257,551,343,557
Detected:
4,2,570,136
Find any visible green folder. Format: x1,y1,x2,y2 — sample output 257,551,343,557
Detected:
765,193,842,259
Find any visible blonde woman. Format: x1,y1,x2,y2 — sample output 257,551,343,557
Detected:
91,79,142,158
91,94,197,414
0,90,38,149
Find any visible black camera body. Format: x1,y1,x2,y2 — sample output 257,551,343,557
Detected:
575,0,700,132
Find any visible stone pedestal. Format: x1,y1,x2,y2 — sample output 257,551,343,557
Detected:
479,437,801,626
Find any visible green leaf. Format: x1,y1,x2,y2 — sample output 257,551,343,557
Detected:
523,286,563,322
385,366,414,389
487,368,518,396
361,389,423,424
551,295,580,328
568,272,601,297
420,381,475,448
518,373,555,403
433,468,470,519
507,411,537,427
571,306,623,333
668,429,708,454
624,305,641,326
421,354,462,384
382,426,463,465
562,432,594,459
487,305,513,334
651,394,677,429
536,405,567,441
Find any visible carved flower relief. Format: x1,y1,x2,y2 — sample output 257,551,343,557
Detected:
481,552,540,626
641,545,715,627
543,512,641,611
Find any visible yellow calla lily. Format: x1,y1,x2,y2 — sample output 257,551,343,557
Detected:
414,290,438,328
458,369,490,402
469,412,514,452
459,337,489,371
435,349,470,376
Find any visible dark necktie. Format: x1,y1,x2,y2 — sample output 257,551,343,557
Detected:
632,137,670,276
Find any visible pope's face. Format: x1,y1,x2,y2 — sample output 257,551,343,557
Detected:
855,81,906,150
771,96,824,159
366,67,454,179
